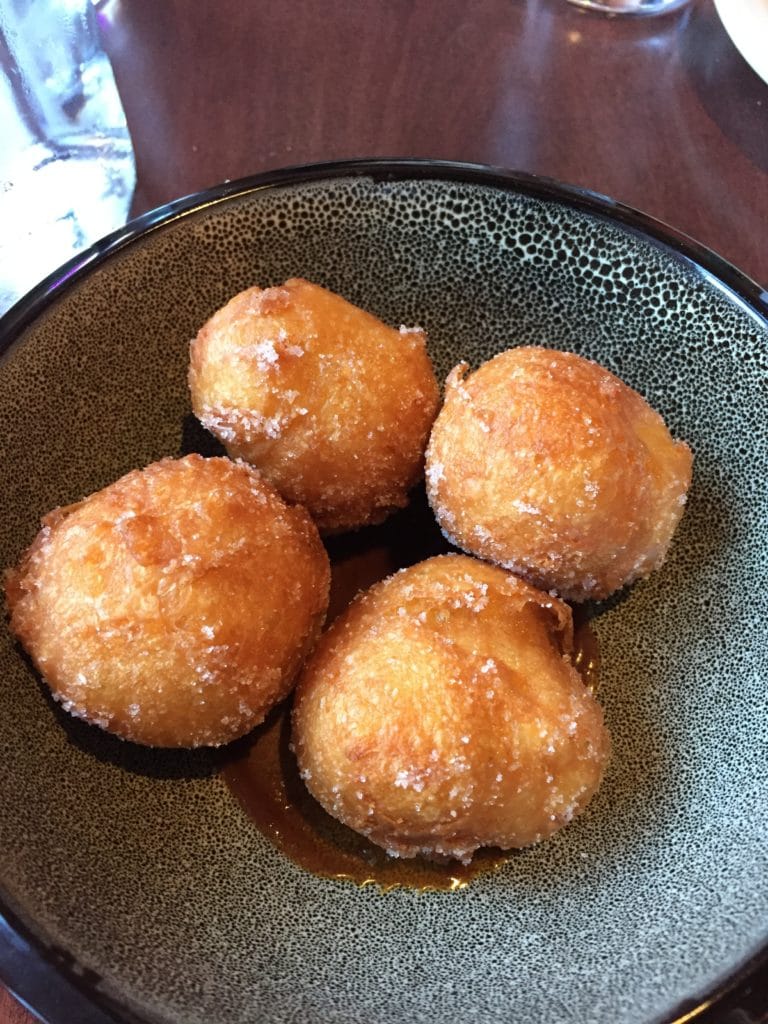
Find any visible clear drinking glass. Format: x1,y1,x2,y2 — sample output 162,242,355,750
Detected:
566,0,690,13
0,0,136,315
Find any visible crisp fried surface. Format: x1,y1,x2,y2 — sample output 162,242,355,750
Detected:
5,455,330,747
292,554,609,862
426,348,693,601
189,278,440,533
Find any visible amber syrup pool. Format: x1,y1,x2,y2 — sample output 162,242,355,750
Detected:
222,490,600,892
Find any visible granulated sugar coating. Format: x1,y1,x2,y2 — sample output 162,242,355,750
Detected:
426,348,692,601
1,168,766,1024
292,554,609,862
4,455,330,747
189,278,440,533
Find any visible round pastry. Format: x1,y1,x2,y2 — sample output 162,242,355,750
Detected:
4,455,330,747
426,347,693,601
188,277,440,533
292,554,609,863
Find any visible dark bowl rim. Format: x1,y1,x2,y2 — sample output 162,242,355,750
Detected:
2,158,767,350
0,157,766,1024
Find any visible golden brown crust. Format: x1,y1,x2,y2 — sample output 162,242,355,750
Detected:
426,347,693,601
292,554,609,862
188,278,440,533
5,455,330,747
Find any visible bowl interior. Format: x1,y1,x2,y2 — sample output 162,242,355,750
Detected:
1,169,767,1024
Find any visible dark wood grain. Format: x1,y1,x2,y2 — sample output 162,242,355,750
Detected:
2,0,767,1021
0,991,33,1024
104,0,768,287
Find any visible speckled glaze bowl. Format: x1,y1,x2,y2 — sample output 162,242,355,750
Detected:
1,161,766,1024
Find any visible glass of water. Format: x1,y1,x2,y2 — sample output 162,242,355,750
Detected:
0,0,136,315
566,0,689,13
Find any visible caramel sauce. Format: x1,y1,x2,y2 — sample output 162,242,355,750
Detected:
572,610,601,694
222,492,600,892
223,704,510,891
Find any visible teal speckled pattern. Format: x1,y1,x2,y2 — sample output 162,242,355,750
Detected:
1,169,766,1024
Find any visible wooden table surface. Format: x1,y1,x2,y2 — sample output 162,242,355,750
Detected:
2,0,766,1021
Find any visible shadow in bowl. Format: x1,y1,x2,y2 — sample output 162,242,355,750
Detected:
324,483,455,620
179,412,227,458
222,694,514,891
18,644,256,780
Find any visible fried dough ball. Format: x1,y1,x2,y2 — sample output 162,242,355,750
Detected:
4,455,330,748
426,348,693,602
189,278,440,533
292,554,609,863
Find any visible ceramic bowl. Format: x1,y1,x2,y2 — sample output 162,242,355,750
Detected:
1,160,766,1024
